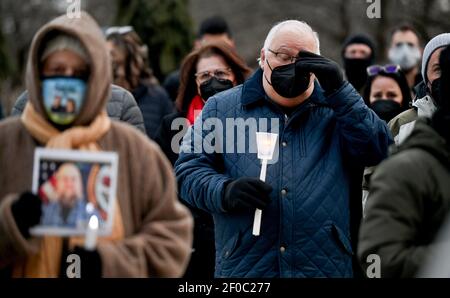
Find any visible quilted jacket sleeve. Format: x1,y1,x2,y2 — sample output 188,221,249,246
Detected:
175,97,232,214
327,82,392,166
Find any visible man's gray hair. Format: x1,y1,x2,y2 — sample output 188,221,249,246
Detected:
259,20,320,67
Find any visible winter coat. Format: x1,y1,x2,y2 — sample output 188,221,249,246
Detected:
11,85,146,133
132,83,174,139
358,118,450,278
175,68,391,278
0,12,192,278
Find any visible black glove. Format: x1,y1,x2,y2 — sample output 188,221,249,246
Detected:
296,51,345,95
11,192,42,238
60,246,102,278
222,177,273,212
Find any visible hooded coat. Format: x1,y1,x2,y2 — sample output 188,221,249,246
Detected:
358,118,450,278
0,12,192,277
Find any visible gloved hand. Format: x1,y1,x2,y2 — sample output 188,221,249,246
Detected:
296,51,345,95
60,246,102,278
11,192,42,238
222,177,273,212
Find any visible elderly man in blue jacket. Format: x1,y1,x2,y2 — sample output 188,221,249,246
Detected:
175,20,391,278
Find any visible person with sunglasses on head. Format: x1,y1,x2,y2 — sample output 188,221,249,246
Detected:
361,64,412,210
388,33,450,145
364,64,412,123
154,42,250,279
106,28,174,140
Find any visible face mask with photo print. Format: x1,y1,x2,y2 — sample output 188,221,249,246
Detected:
41,76,87,126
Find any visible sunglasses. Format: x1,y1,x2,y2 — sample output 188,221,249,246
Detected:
367,64,401,76
105,26,134,37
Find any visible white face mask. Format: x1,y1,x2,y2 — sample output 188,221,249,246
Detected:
388,43,421,71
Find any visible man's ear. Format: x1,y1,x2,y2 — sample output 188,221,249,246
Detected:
260,49,266,70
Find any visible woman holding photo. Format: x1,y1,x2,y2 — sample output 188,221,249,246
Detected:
0,12,193,278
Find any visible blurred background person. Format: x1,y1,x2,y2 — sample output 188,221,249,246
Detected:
0,102,3,120
155,42,250,279
163,15,236,103
341,34,376,93
106,28,173,140
358,45,450,278
387,24,423,92
363,64,412,123
156,42,251,166
389,33,450,145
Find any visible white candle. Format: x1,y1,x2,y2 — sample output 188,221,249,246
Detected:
253,132,278,236
85,215,99,251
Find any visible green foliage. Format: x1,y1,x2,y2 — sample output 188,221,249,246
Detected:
115,0,194,81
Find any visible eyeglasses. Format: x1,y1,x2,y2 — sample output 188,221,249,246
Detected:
367,64,401,76
195,68,232,83
105,26,134,37
268,49,298,64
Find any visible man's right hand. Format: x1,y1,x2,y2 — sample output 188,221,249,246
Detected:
11,192,42,238
222,177,273,212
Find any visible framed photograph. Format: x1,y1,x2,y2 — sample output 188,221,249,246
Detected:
30,148,119,237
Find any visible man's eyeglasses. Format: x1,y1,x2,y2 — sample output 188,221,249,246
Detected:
195,68,232,84
367,64,401,76
268,49,298,64
105,26,134,37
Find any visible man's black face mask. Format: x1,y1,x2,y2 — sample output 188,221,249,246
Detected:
265,60,311,98
343,58,372,91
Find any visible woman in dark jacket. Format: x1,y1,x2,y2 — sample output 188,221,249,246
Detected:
155,42,251,279
358,46,450,278
106,30,174,139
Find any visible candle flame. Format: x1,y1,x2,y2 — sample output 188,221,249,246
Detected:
88,215,99,230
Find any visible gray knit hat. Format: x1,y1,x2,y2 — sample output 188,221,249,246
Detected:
422,33,450,83
41,33,89,63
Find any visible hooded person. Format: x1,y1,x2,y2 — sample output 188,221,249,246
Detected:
0,12,193,278
341,34,376,92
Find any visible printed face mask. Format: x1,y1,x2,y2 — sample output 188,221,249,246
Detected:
41,76,87,126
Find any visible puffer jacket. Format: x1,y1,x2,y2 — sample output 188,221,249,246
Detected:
358,118,450,278
132,83,174,139
11,85,146,133
175,68,391,278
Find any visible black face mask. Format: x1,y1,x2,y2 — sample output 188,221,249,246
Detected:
429,78,442,107
265,60,311,98
370,99,404,122
343,58,372,91
199,77,234,100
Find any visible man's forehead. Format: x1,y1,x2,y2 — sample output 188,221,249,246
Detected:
270,28,316,52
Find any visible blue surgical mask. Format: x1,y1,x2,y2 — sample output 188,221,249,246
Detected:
41,76,87,125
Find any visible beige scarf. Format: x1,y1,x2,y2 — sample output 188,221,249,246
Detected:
13,103,124,278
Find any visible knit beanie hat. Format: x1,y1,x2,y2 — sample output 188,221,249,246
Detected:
341,34,376,63
422,33,450,84
41,33,89,63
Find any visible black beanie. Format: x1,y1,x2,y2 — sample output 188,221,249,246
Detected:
341,34,376,63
